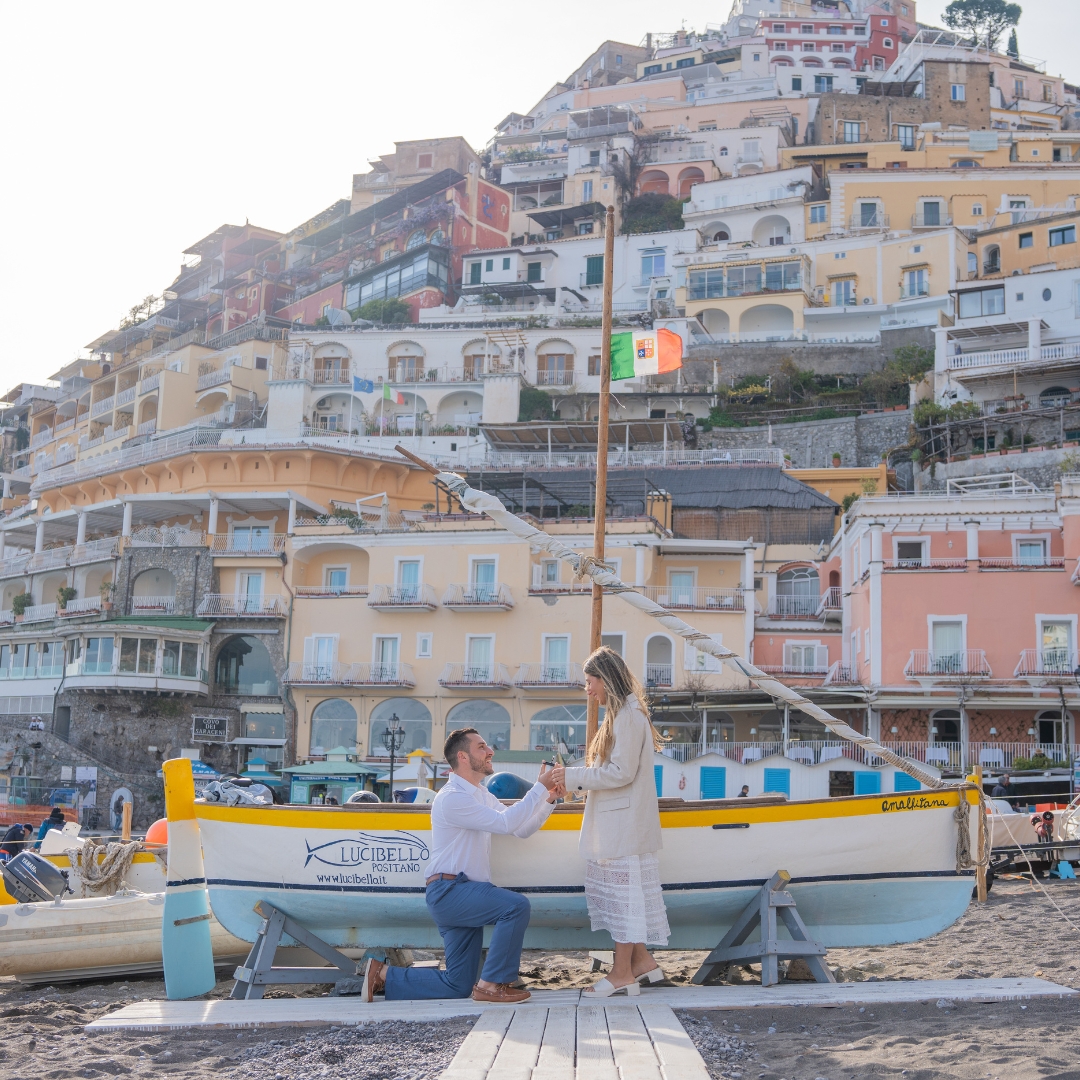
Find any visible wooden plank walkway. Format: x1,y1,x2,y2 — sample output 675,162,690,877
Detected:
85,978,1076,1033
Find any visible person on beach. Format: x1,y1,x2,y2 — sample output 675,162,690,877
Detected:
738,785,750,798
0,823,32,862
361,727,564,1004
35,807,66,848
551,646,670,997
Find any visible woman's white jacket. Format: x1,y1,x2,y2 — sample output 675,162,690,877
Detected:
562,702,663,860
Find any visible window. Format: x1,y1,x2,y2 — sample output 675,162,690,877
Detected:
374,635,399,676
827,25,844,33
802,42,815,51
958,285,1005,318
644,64,662,75
255,355,268,370
588,354,601,375
920,201,941,226
950,84,965,101
601,633,624,656
883,37,893,47
831,43,845,52
775,566,820,616
774,40,786,50
309,699,357,756
119,637,157,675
485,259,493,272
469,262,481,284
832,278,856,306
466,635,494,679
676,57,695,68
542,635,570,681
589,149,600,166
791,75,802,91
641,250,666,279
531,703,588,755
843,121,861,144
541,559,560,585
903,268,928,297
931,621,963,671
881,18,889,26
1019,232,1033,249
416,632,432,658
84,636,114,674
801,24,813,32
585,255,604,286
370,698,432,757
615,54,622,64
1017,539,1047,565
753,53,761,61
216,635,276,695
231,525,270,551
162,640,199,678
527,261,542,283
983,245,1000,274
773,22,785,30
581,179,593,202
1050,225,1076,247
1041,621,1072,670
397,559,421,601
967,252,977,275
897,124,915,150
815,75,834,92
971,203,983,217
810,204,827,223
873,56,885,70
471,558,496,601
859,202,881,227
502,257,511,270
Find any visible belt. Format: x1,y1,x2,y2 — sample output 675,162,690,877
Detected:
426,873,459,885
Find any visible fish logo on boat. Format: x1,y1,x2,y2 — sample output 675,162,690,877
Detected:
303,831,430,871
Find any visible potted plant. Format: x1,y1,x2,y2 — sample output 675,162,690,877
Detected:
56,585,77,612
99,580,115,611
831,452,842,468
11,592,32,622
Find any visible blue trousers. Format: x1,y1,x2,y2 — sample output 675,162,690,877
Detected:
384,874,531,1000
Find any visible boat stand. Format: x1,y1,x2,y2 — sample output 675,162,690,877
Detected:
231,900,363,1000
691,870,835,988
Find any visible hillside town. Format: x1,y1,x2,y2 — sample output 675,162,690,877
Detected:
2,0,1080,830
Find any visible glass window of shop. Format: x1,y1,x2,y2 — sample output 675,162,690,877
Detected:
530,704,594,757
84,636,114,674
369,697,432,757
119,637,157,674
162,640,200,678
310,698,359,755
215,635,278,695
445,700,511,753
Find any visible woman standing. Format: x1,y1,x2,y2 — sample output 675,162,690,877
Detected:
554,646,669,996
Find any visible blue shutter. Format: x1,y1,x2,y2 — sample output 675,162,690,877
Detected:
894,771,921,792
700,766,726,800
654,765,663,797
855,772,882,795
762,768,790,797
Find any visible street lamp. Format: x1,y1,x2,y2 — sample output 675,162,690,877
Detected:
382,713,405,801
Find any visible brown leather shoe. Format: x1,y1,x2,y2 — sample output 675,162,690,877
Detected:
362,958,386,1002
471,982,531,1003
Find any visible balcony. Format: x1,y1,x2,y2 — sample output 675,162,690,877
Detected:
528,582,592,597
1014,648,1078,684
21,603,57,623
30,546,74,572
980,557,1065,570
645,663,673,688
637,586,745,612
284,661,415,687
443,583,514,611
438,663,514,688
661,740,861,765
903,649,992,682
209,533,286,555
63,655,209,695
948,341,1080,372
515,662,586,688
848,212,889,231
900,284,930,300
137,419,158,437
129,595,179,616
197,368,233,391
30,429,53,449
823,662,859,685
312,367,351,386
138,374,160,394
59,596,102,617
766,595,821,618
196,594,285,617
90,395,115,418
368,583,438,611
0,554,31,580
817,586,842,617
911,212,952,229
115,387,137,408
294,584,370,598
883,740,1079,771
534,369,575,387
130,526,205,548
883,558,968,570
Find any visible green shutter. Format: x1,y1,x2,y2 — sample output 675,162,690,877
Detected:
585,255,604,285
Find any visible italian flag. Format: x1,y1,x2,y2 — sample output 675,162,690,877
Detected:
610,328,683,381
384,384,405,404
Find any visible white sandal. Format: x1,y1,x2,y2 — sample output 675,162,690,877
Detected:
636,967,666,986
585,977,641,997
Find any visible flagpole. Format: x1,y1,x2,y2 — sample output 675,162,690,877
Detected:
587,205,616,752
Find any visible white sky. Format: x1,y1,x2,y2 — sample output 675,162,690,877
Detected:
0,0,1070,387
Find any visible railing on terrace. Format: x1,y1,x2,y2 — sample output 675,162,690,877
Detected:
527,582,592,596
883,741,1080,771
30,546,74,571
660,740,863,765
766,595,820,617
534,370,575,386
636,586,744,612
293,584,371,597
817,586,842,614
823,662,860,685
883,558,968,570
368,583,438,610
60,596,101,616
136,419,157,437
515,662,586,688
904,649,992,679
129,526,206,547
90,395,115,418
0,554,32,579
848,212,890,230
911,213,953,228
30,430,52,449
1014,648,1078,678
197,368,234,391
757,663,831,677
438,662,513,688
129,596,178,615
196,594,285,617
645,663,673,687
115,387,136,407
205,323,286,351
312,368,351,385
138,374,160,394
209,533,286,555
71,536,121,563
442,583,514,609
284,661,415,687
22,603,57,623
980,556,1065,569
55,419,75,435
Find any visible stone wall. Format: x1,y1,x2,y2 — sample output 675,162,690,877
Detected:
114,543,213,618
913,444,1076,493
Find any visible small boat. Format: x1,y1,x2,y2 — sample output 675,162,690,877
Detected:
196,789,980,952
0,891,248,982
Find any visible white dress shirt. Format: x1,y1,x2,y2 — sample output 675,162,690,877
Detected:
427,771,554,882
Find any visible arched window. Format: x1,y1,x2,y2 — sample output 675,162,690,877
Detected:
638,170,670,195
719,146,729,157
775,566,819,616
930,709,960,743
536,340,575,385
1040,386,1072,408
983,245,1000,274
428,228,445,246
677,167,705,199
130,568,177,614
1035,709,1068,747
951,159,979,168
369,697,432,757
445,700,512,752
645,635,673,687
310,698,358,755
530,704,589,755
405,229,427,250
712,229,730,242
215,635,277,695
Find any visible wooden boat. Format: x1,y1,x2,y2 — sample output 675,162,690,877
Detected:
0,891,248,981
196,789,980,952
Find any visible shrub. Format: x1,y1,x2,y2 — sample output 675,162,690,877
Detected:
11,592,33,617
913,400,947,426
56,586,77,610
352,298,411,324
841,492,860,513
518,387,555,421
621,194,685,234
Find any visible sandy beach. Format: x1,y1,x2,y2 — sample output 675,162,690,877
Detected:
1,876,1078,1080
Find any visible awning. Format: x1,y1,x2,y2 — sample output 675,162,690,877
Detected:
948,319,1045,341
526,202,603,230
480,419,682,450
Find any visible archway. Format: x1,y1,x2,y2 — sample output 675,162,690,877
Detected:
310,698,359,755
215,635,277,695
1039,386,1072,408
702,220,731,243
739,304,795,339
677,167,705,199
645,635,674,686
436,390,483,429
699,309,730,338
752,214,792,247
776,565,819,615
445,700,512,752
638,170,670,196
369,697,432,757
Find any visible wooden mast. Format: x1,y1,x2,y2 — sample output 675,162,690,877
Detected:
587,205,617,749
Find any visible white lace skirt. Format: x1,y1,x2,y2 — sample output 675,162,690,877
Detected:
584,853,670,946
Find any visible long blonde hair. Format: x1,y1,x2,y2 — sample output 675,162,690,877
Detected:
584,646,665,765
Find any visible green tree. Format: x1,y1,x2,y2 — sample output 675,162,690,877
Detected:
352,298,411,324
620,194,685,234
1006,27,1019,57
942,0,1021,49
518,387,555,421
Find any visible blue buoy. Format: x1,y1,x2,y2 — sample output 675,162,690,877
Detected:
483,772,533,800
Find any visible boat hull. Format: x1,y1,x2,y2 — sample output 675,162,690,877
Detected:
196,790,978,951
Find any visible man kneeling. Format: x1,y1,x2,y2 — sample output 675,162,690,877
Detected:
363,727,561,1003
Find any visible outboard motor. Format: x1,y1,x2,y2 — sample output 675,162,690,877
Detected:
1,852,71,904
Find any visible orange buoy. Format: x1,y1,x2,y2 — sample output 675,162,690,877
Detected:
145,818,168,846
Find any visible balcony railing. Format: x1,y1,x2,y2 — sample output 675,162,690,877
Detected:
515,662,586,688
294,584,371,598
766,595,820,617
197,368,233,391
0,663,65,681
443,583,514,610
30,546,74,572
636,586,744,612
645,663,673,687
71,536,121,564
22,603,57,623
911,212,952,228
848,212,889,230
196,594,285,617
90,395,115,418
130,526,206,548
368,583,438,610
138,373,160,394
60,596,102,616
660,740,862,765
883,558,968,570
883,741,1080,771
137,419,158,437
30,429,52,449
438,662,513,688
528,582,592,596
129,595,178,615
757,662,830,676
904,649,992,679
115,387,136,407
823,662,859,685
534,369,575,386
284,661,415,687
980,557,1065,570
1014,648,1078,680
817,586,842,614
312,367,351,385
209,533,286,554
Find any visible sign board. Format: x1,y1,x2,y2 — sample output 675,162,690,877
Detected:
75,766,98,783
193,715,229,742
